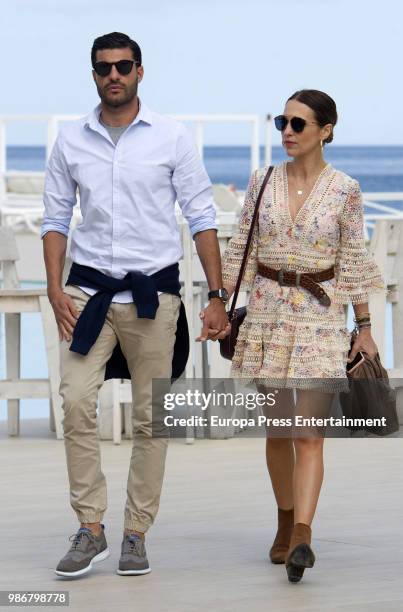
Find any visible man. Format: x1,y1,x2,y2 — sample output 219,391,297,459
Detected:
41,31,230,578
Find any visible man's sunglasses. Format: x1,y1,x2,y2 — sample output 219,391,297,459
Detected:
93,59,140,77
274,115,318,133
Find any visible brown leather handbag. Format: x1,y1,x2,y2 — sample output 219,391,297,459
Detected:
340,328,399,436
219,166,273,360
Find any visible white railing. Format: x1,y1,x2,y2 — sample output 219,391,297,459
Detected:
363,195,403,235
2,113,402,225
0,113,273,197
170,113,265,172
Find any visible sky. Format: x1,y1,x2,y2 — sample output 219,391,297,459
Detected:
1,0,402,145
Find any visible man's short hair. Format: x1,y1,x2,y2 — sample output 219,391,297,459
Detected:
91,32,142,67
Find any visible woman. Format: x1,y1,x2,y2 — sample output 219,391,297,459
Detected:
211,90,386,582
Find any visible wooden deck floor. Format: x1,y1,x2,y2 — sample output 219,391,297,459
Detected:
1,419,402,612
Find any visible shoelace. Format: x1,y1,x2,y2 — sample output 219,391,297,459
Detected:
126,535,142,555
68,529,95,551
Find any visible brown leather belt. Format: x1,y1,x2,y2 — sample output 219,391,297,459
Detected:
257,262,334,307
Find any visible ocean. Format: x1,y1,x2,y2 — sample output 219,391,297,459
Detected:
6,144,403,193
0,145,401,421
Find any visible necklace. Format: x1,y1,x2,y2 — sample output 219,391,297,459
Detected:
295,165,328,195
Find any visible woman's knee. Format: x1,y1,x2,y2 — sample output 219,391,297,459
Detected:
294,437,324,454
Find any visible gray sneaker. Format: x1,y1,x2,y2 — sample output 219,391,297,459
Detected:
54,525,110,577
117,534,151,575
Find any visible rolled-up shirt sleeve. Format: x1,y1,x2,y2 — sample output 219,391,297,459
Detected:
172,124,217,239
40,131,77,239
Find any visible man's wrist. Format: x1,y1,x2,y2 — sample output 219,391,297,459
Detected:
208,297,226,307
207,287,229,304
47,286,63,301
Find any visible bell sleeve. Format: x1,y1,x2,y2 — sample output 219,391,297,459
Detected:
333,179,387,304
221,169,260,292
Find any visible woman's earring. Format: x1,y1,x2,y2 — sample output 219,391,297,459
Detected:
320,140,323,150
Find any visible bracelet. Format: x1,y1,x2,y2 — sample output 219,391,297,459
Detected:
353,320,371,332
354,316,371,324
354,312,371,321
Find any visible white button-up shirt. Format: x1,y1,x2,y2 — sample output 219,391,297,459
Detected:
41,101,217,302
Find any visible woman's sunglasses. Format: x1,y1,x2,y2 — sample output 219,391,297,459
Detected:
93,59,139,77
274,115,318,133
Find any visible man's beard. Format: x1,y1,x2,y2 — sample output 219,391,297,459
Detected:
97,79,138,108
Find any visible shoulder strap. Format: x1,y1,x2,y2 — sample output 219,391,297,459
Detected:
228,165,274,320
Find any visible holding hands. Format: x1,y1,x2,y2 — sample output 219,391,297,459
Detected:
196,300,231,342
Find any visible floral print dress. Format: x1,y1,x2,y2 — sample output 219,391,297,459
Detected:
221,161,387,392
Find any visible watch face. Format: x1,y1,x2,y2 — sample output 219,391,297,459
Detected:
208,288,229,302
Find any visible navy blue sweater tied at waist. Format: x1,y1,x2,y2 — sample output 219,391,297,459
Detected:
65,262,189,381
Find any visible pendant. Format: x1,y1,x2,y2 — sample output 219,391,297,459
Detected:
297,190,303,195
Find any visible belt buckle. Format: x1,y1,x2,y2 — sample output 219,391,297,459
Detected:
278,268,300,287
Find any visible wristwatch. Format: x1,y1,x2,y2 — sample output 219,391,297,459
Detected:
208,288,229,304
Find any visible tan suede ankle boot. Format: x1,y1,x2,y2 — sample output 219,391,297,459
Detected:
269,507,294,564
285,522,315,583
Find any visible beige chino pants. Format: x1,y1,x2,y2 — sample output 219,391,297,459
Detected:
59,285,181,533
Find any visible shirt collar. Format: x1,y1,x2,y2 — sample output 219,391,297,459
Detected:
84,98,153,133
